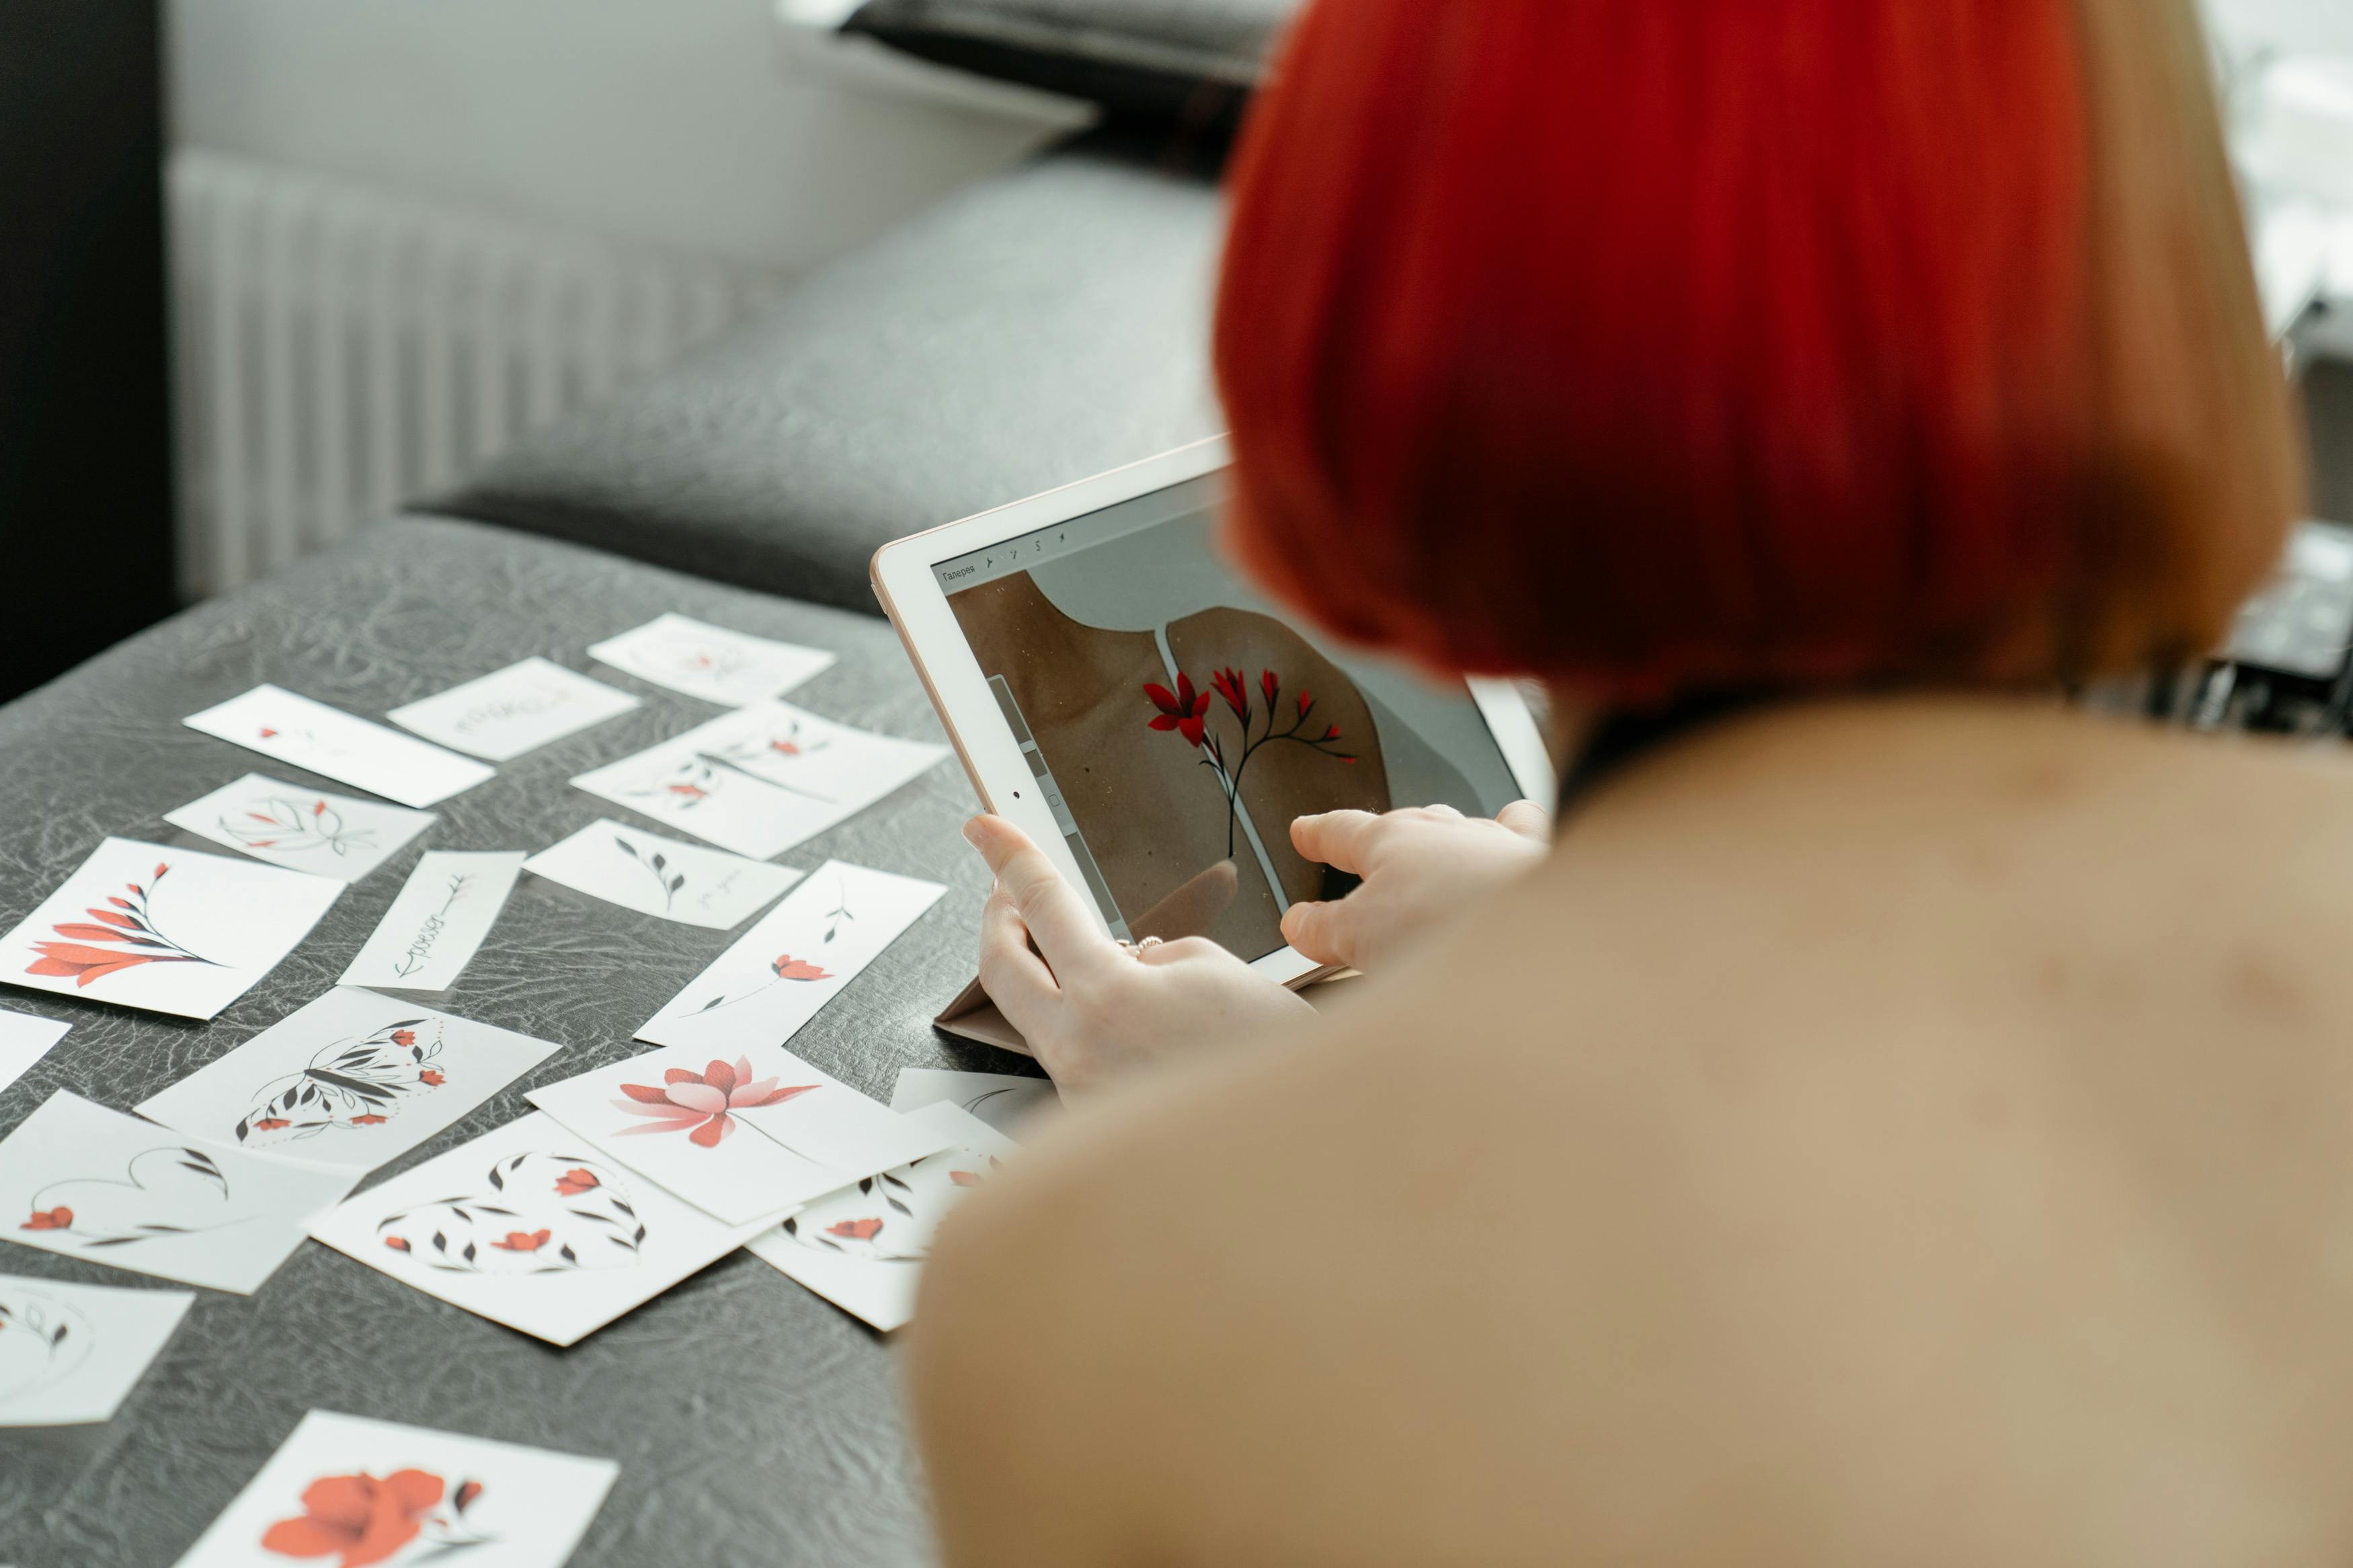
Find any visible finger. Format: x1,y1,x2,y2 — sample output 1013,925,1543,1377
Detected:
1279,899,1350,966
1290,809,1383,874
1422,802,1465,821
1498,799,1551,840
963,816,1119,980
977,886,1062,1032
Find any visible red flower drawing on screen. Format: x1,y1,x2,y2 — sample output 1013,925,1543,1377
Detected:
1142,667,1355,857
259,1466,493,1565
27,862,224,987
613,1056,820,1149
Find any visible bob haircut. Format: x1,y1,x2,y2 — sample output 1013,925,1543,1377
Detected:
1213,0,2302,697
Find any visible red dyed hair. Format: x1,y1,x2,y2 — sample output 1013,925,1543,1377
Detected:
1215,0,2299,695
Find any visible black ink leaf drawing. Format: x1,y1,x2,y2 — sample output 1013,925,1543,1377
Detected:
376,1151,645,1276
612,834,686,911
218,794,378,860
22,1146,235,1249
0,1286,95,1406
235,1016,446,1147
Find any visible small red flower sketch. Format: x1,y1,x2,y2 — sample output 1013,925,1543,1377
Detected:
772,954,831,982
949,1170,983,1188
383,1237,411,1252
221,794,378,860
621,757,725,812
827,1218,885,1242
28,862,223,988
259,1467,492,1565
1141,665,1355,858
489,1229,551,1253
553,1167,600,1196
391,1030,415,1047
417,1070,444,1087
253,1118,290,1132
351,1115,387,1126
614,1057,819,1149
21,1206,73,1231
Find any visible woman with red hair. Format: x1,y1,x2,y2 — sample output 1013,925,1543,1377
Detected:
915,1,2327,1561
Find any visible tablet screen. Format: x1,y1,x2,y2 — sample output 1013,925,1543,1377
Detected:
934,472,1531,962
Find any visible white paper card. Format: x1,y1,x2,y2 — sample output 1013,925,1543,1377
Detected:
746,1101,1018,1332
0,1010,69,1098
307,1110,768,1346
569,733,838,860
523,821,803,931
890,1067,1060,1137
339,852,525,992
635,861,946,1053
136,988,563,1175
171,1409,618,1568
0,838,343,1021
526,1044,953,1226
0,1272,195,1426
0,1091,356,1294
388,657,641,761
655,700,947,807
164,773,437,882
587,612,834,707
183,684,496,808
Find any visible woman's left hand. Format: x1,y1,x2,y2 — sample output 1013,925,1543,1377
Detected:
965,815,1313,1097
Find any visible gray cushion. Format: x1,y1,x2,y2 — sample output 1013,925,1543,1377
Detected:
845,0,1295,122
432,134,1226,618
0,514,1032,1568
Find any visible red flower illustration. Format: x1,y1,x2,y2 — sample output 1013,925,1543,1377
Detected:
489,1229,551,1253
1143,673,1213,747
615,1056,819,1148
771,955,831,982
351,1115,387,1126
667,783,708,798
253,1118,290,1132
1211,666,1250,722
259,1468,444,1567
554,1167,600,1197
770,739,801,755
417,1070,444,1087
828,1218,885,1242
26,865,220,987
383,1237,411,1252
390,1030,415,1047
21,1206,72,1231
949,1170,982,1188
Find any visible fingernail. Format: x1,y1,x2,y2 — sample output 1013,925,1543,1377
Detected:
961,817,986,848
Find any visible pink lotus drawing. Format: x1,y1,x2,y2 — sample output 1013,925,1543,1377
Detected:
613,1057,819,1149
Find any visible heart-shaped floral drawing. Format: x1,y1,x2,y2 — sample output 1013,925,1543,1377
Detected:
374,1151,645,1276
0,1286,94,1408
22,1145,235,1249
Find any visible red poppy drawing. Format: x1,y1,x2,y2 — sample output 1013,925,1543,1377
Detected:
27,863,223,987
771,954,831,982
1142,666,1355,856
553,1167,600,1196
614,1057,819,1148
20,1207,72,1231
391,1030,415,1047
260,1467,491,1565
828,1217,885,1242
417,1070,444,1087
489,1229,551,1253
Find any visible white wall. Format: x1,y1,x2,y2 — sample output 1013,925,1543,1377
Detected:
164,0,1084,276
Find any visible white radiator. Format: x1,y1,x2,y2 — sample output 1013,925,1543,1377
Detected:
167,149,790,597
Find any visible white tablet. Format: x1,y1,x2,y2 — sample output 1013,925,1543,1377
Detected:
873,436,1555,986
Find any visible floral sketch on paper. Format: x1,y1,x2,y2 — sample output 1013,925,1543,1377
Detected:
26,861,225,989
235,1016,446,1149
260,1466,493,1564
217,794,378,861
374,1151,645,1276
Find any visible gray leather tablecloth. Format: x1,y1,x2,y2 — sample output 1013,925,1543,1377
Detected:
0,515,1028,1567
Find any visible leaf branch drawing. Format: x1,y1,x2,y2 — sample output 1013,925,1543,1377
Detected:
1144,666,1355,859
218,794,378,859
27,861,227,987
612,833,686,911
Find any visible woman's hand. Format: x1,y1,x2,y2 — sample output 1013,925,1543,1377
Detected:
1281,802,1551,974
965,815,1313,1097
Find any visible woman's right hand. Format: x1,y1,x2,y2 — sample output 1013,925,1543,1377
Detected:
1280,802,1551,974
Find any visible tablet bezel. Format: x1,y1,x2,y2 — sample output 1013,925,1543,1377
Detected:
873,436,1556,986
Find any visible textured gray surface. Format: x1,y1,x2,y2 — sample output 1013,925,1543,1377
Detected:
0,515,1035,1567
433,135,1226,617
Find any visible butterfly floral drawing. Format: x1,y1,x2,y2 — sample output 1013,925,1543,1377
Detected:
235,1018,445,1148
26,861,224,988
260,1466,493,1565
613,1056,818,1148
218,794,378,860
